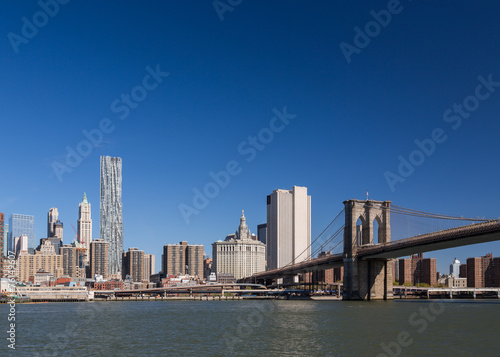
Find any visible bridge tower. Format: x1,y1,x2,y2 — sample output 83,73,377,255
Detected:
343,199,393,300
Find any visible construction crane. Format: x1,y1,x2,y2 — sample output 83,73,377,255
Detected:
70,223,83,244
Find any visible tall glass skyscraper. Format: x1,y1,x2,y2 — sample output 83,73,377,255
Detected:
8,214,35,252
100,156,123,275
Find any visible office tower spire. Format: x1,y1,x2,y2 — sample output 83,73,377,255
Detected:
78,192,92,263
100,156,123,275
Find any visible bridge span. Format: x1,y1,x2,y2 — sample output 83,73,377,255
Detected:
244,199,500,301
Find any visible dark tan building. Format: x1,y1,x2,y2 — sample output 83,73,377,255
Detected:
162,241,204,277
90,239,109,280
122,247,144,282
60,245,86,278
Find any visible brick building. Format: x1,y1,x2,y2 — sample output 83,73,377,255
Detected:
399,253,437,287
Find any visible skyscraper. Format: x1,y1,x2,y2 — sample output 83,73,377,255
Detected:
47,208,59,238
100,156,123,275
9,214,35,252
78,193,92,263
266,186,311,270
143,253,155,281
122,247,144,282
90,239,109,280
449,258,460,277
162,241,204,277
257,223,267,245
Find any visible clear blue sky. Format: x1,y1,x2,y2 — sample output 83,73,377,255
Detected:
1,1,499,274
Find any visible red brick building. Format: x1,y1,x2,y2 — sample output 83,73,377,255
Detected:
459,264,467,278
399,253,437,286
467,253,494,288
494,257,500,287
94,280,124,290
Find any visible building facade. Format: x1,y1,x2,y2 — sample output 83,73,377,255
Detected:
9,214,35,252
78,193,92,263
143,253,155,281
467,253,494,288
16,251,63,283
122,248,144,282
212,211,266,280
449,258,460,277
90,239,109,280
47,208,58,238
257,223,267,245
60,245,86,278
0,213,4,277
162,241,204,277
13,234,28,257
100,156,123,275
398,253,437,287
266,186,311,270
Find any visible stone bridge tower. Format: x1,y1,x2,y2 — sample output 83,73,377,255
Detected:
343,199,393,300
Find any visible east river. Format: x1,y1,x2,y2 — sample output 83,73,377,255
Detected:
1,299,499,356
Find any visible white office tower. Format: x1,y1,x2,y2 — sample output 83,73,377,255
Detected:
78,193,92,263
449,258,460,277
266,186,311,270
100,156,123,276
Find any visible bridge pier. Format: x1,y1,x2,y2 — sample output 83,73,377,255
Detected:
343,199,393,300
344,258,392,300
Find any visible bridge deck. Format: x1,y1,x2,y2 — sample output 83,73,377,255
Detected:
246,221,500,281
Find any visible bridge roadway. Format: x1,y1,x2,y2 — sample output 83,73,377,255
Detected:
247,220,500,281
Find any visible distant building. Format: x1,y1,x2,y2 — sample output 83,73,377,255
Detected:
0,213,4,277
38,237,63,255
459,263,467,278
94,280,124,291
203,258,212,280
143,253,155,282
100,156,123,276
162,241,204,277
16,251,63,283
122,248,144,282
9,214,35,252
257,223,267,245
449,258,460,277
212,211,266,280
47,208,58,237
77,193,92,263
266,186,311,270
399,253,437,286
90,239,109,280
60,245,86,278
392,259,400,282
467,253,494,288
13,234,28,257
494,257,500,287
33,270,54,286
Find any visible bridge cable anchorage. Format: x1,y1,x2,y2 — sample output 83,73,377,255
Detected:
275,208,345,273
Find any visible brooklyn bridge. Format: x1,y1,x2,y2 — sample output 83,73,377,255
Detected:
243,199,500,300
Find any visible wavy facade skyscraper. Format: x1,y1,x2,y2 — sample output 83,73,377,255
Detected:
100,156,123,275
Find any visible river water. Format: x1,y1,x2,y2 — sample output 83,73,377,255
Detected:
1,299,499,356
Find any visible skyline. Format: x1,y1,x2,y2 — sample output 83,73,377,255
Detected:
1,1,500,274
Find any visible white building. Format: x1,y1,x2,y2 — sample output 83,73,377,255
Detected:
266,186,311,270
13,234,28,257
77,193,92,263
449,258,460,277
212,211,266,280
